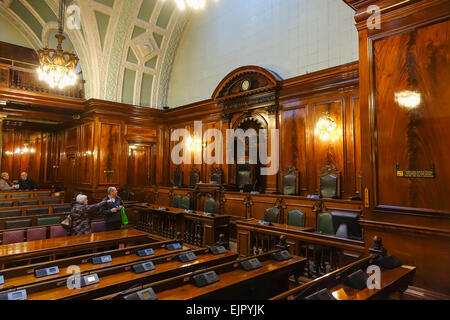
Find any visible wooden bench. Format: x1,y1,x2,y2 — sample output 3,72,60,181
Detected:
0,190,57,199
0,196,64,207
0,203,72,219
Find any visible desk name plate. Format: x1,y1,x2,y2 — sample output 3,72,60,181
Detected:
396,164,435,179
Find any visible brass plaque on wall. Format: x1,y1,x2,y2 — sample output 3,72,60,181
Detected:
396,164,435,179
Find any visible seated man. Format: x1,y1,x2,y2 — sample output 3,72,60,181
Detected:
0,172,14,190
19,172,36,190
102,186,124,231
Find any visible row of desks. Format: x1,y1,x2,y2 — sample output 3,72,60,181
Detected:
0,228,307,300
0,229,150,266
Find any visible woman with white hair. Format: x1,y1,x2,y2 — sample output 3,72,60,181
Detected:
0,172,14,190
69,194,109,235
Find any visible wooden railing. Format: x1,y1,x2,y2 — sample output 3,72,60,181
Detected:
0,58,85,99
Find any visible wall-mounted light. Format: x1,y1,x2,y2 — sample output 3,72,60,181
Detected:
11,146,36,155
395,90,421,109
315,113,340,143
186,136,202,152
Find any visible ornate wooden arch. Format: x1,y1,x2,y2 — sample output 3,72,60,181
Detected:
212,66,282,112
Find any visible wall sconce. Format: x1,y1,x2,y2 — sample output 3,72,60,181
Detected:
395,90,421,109
11,146,36,155
315,113,340,143
186,136,202,152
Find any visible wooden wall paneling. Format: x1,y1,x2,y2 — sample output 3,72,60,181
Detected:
373,20,450,213
280,101,308,195
1,128,14,176
352,0,450,296
311,98,345,195
97,121,121,186
79,123,94,185
352,96,362,198
203,120,221,184
222,192,248,220
265,109,278,193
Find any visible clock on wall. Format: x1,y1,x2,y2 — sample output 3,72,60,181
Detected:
241,80,251,91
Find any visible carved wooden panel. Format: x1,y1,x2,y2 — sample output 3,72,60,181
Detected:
311,99,345,194
281,104,307,193
98,122,120,185
79,123,94,185
127,144,154,187
373,20,450,213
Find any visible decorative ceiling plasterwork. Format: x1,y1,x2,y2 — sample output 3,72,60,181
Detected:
0,0,191,108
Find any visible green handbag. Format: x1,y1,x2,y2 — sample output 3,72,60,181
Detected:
120,206,129,225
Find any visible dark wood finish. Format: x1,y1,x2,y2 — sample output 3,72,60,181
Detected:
237,218,365,278
135,204,230,247
270,254,416,300
137,252,306,300
352,0,450,295
22,249,238,300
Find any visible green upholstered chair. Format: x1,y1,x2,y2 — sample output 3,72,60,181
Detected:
319,166,341,199
174,167,183,187
26,207,49,216
19,199,38,206
53,205,72,213
34,192,51,197
189,168,199,188
5,219,32,229
11,193,30,199
287,209,305,227
37,216,61,226
281,167,299,195
172,194,182,208
237,164,251,187
204,197,218,214
180,196,191,210
43,198,61,205
264,207,281,224
0,209,21,218
0,201,14,208
210,167,223,184
317,212,334,235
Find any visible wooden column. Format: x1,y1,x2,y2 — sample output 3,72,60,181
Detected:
0,114,7,171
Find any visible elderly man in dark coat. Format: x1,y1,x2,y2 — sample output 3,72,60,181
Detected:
70,194,109,235
102,186,124,231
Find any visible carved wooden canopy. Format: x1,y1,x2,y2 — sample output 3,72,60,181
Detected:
212,66,282,112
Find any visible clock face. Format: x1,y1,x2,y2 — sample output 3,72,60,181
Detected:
241,80,251,91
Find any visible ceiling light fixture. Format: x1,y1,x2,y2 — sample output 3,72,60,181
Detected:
37,0,79,89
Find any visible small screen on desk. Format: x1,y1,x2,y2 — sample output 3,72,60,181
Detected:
87,276,96,283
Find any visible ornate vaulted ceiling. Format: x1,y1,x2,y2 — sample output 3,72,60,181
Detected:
0,0,190,108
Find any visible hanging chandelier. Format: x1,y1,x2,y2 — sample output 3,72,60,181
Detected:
315,112,340,143
37,0,78,89
175,0,208,10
